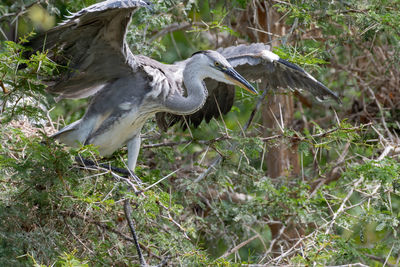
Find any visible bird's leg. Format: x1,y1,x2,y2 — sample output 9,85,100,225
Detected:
127,135,142,184
124,134,147,266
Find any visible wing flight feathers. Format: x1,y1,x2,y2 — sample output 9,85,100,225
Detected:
157,43,340,131
27,0,151,100
220,43,340,103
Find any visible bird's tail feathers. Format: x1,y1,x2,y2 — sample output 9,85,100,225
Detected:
51,119,85,147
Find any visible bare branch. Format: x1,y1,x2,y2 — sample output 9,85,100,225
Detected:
60,210,161,260
325,175,364,235
218,235,259,259
148,22,204,43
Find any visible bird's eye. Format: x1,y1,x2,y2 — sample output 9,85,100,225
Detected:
214,62,220,67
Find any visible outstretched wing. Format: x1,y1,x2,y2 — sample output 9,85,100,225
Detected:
220,43,340,102
156,43,340,130
27,0,151,100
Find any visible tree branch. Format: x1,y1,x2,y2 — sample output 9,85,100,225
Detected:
60,210,161,260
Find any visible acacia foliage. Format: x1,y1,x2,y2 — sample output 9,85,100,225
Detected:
1,0,400,266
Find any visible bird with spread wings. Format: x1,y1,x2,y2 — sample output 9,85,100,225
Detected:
27,0,340,173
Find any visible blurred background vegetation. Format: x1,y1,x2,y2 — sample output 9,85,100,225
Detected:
1,0,400,266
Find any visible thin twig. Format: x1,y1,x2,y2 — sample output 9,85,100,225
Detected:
195,89,267,182
142,135,230,149
142,169,180,192
383,243,395,267
148,22,204,43
259,223,287,263
143,140,191,148
261,122,372,142
156,201,190,240
365,253,396,267
63,216,94,254
60,211,161,260
325,175,364,235
75,154,147,265
266,231,316,264
367,87,394,141
247,26,282,38
0,0,42,23
218,235,259,259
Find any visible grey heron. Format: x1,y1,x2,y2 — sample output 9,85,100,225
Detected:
27,0,340,173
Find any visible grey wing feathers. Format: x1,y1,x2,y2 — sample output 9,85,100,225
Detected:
218,43,271,81
157,43,340,131
71,0,152,17
221,43,341,103
201,80,235,124
27,0,151,100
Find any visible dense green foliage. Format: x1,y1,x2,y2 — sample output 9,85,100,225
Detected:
1,0,400,266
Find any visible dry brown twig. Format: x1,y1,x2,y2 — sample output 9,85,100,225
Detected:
0,80,9,94
218,235,259,260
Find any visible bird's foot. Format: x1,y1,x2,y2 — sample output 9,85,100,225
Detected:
75,156,142,180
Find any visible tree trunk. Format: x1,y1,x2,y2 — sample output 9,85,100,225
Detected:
263,93,300,177
236,0,302,257
237,1,300,178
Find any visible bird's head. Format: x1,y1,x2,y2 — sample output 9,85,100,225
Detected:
190,50,258,95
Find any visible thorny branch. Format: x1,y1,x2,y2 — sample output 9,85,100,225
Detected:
60,210,161,260
148,22,204,43
193,118,371,182
143,122,371,151
75,157,180,266
195,89,268,182
4,2,399,265
0,1,42,23
74,155,188,264
217,235,259,259
324,175,365,235
262,176,387,265
142,135,230,149
0,0,44,41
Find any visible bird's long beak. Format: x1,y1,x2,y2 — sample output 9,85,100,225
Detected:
223,68,258,95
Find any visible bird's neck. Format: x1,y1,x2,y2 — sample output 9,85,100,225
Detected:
164,62,208,115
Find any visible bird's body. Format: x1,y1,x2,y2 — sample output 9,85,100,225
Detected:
54,50,250,161
56,59,177,156
27,0,340,171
